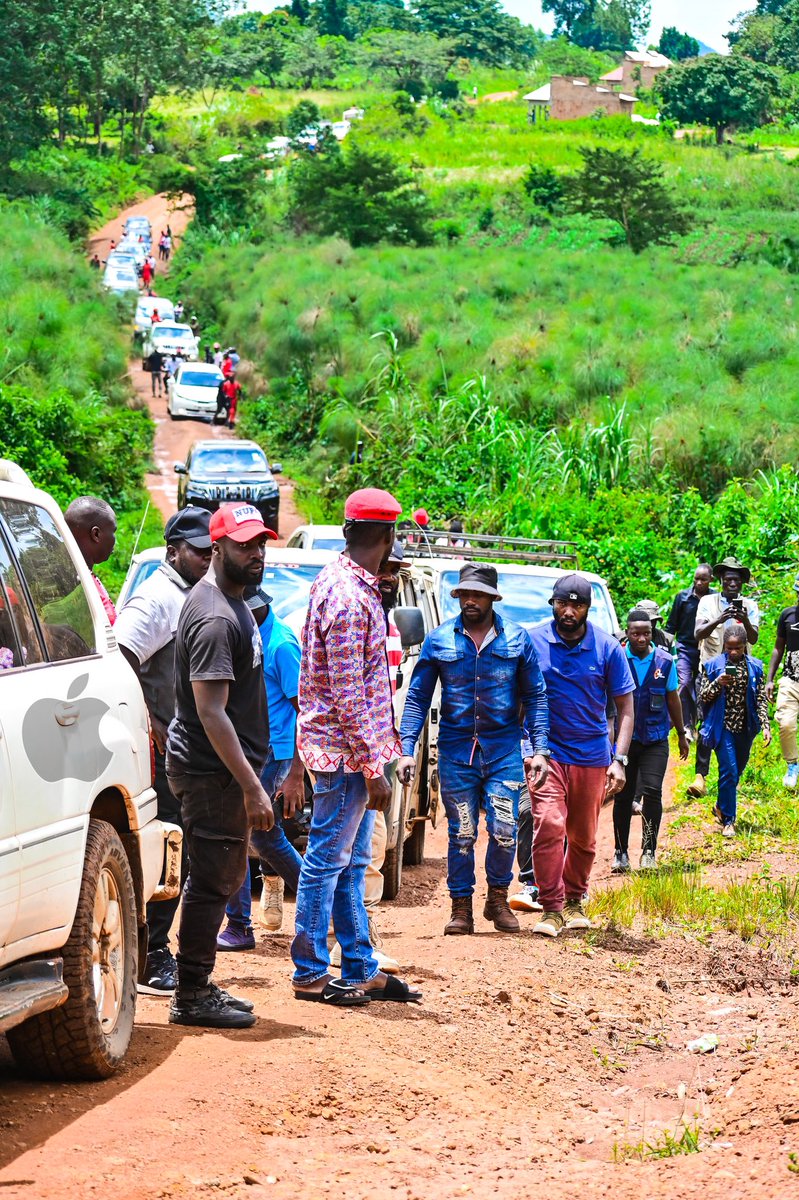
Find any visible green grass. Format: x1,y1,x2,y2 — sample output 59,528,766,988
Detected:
613,1120,703,1163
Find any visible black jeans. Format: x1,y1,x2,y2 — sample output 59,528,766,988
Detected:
613,737,669,857
167,768,250,994
147,748,188,956
516,788,536,887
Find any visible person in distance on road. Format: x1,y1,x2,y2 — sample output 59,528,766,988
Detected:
664,564,715,739
64,496,118,625
292,488,421,1006
765,573,799,791
524,574,635,938
697,623,770,838
167,503,278,1029
221,372,242,430
115,507,213,994
146,344,164,397
399,562,550,937
89,253,101,269
689,557,760,799
612,608,689,874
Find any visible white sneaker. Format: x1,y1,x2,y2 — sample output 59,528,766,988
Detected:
722,823,736,839
639,851,657,870
368,915,400,974
329,941,342,967
258,876,284,932
783,763,799,790
508,884,543,912
329,935,399,974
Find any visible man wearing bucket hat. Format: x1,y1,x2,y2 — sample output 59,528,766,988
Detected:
766,572,799,790
292,489,421,1006
399,562,550,936
167,502,278,1028
524,573,635,938
689,556,760,799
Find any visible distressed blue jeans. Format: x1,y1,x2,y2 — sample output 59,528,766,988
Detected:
716,728,755,825
439,746,525,897
291,764,379,986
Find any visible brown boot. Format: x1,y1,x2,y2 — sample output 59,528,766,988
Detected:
483,886,520,933
444,896,474,935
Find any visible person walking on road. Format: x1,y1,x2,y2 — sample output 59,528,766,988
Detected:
525,574,635,938
664,564,715,737
147,346,164,397
399,563,550,937
221,372,242,430
115,507,213,993
765,573,799,790
141,258,153,289
697,624,770,838
689,556,760,798
217,585,306,949
612,608,689,873
292,488,421,1007
64,496,118,625
167,503,278,1029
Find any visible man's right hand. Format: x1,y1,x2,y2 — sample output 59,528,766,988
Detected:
366,774,392,812
244,783,274,831
150,716,169,756
397,756,416,785
766,680,775,703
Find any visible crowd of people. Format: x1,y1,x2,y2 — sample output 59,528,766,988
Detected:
62,489,790,1028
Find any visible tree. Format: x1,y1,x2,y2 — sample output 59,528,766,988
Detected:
287,140,433,246
542,0,592,38
567,146,689,253
657,25,699,60
413,0,537,64
727,11,782,61
358,29,456,90
544,0,648,48
0,0,51,163
657,54,783,143
286,99,322,138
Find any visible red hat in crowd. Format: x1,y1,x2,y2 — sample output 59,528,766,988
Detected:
413,508,430,526
209,504,278,543
344,488,402,523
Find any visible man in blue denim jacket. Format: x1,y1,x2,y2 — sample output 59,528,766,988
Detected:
398,563,550,935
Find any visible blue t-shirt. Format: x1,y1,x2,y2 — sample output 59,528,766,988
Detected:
626,644,678,691
259,608,301,760
528,620,635,767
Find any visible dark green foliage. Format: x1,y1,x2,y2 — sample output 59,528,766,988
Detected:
412,0,538,64
287,141,433,245
523,163,567,212
189,153,271,231
286,99,323,138
543,0,650,51
658,55,783,143
567,146,689,252
658,26,700,61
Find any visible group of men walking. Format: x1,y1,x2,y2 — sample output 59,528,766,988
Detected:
73,479,791,1029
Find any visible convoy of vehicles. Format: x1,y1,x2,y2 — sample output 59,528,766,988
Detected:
167,362,225,420
174,439,282,534
141,322,199,364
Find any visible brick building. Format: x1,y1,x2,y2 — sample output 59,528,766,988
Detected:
524,76,638,124
600,50,672,93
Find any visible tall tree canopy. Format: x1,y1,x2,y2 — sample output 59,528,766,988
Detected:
657,25,699,60
657,54,782,143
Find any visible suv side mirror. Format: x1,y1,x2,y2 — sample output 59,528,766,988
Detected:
271,462,282,474
393,606,425,649
174,462,186,474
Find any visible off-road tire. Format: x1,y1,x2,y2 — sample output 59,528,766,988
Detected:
403,815,426,867
7,819,138,1081
381,785,410,902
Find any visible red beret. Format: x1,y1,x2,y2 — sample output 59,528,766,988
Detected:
413,508,430,525
344,488,402,523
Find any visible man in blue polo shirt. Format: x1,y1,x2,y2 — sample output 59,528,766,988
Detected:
523,573,635,938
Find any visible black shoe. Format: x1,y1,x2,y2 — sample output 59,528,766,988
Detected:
138,948,177,996
169,987,256,1029
208,982,255,1013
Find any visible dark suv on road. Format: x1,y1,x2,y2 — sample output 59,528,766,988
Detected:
175,439,282,534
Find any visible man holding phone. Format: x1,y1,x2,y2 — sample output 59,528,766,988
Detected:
690,557,760,798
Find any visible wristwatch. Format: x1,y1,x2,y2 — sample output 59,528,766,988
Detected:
613,753,629,766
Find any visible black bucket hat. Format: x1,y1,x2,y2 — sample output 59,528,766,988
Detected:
451,563,502,600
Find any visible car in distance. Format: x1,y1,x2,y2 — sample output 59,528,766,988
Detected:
285,524,346,553
141,322,199,365
174,439,281,533
167,362,225,420
0,460,181,1080
134,296,175,337
102,263,139,295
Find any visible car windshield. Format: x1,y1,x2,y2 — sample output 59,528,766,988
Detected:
438,569,616,633
179,370,222,387
153,326,189,340
119,559,160,601
313,537,345,551
192,447,268,474
260,563,326,627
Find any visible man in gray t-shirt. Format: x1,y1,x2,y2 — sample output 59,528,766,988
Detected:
116,507,212,995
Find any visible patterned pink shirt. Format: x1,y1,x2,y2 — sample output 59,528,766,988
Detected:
298,555,400,779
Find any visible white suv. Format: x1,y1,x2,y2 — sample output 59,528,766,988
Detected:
0,462,180,1080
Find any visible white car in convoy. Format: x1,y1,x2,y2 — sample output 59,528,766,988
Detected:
141,322,199,365
167,361,224,420
285,524,346,552
134,296,175,337
102,263,139,295
0,461,180,1081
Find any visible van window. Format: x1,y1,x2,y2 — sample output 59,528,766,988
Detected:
0,500,96,660
0,536,44,669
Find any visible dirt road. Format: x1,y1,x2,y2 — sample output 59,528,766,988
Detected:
1,796,797,1200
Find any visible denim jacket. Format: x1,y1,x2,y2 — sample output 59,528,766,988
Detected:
399,612,549,765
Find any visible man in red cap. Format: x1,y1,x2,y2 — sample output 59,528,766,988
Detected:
289,488,422,1006
167,503,278,1029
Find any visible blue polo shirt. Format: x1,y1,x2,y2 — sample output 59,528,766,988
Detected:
528,620,635,767
259,608,301,760
625,644,678,691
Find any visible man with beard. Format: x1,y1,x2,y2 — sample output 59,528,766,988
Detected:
526,574,635,938
116,507,213,995
167,503,278,1028
399,563,550,936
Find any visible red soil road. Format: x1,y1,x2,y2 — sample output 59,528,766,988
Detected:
92,193,303,542
1,790,797,1200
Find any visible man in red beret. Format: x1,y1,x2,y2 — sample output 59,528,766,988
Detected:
290,488,422,1006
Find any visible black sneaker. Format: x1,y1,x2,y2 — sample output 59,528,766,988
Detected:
208,982,255,1013
138,948,177,996
169,987,256,1029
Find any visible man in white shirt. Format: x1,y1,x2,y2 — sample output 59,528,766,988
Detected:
115,507,212,994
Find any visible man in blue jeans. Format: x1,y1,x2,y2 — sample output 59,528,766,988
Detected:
216,587,306,950
398,563,550,936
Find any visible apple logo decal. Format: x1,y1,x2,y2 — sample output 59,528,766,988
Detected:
22,673,114,783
